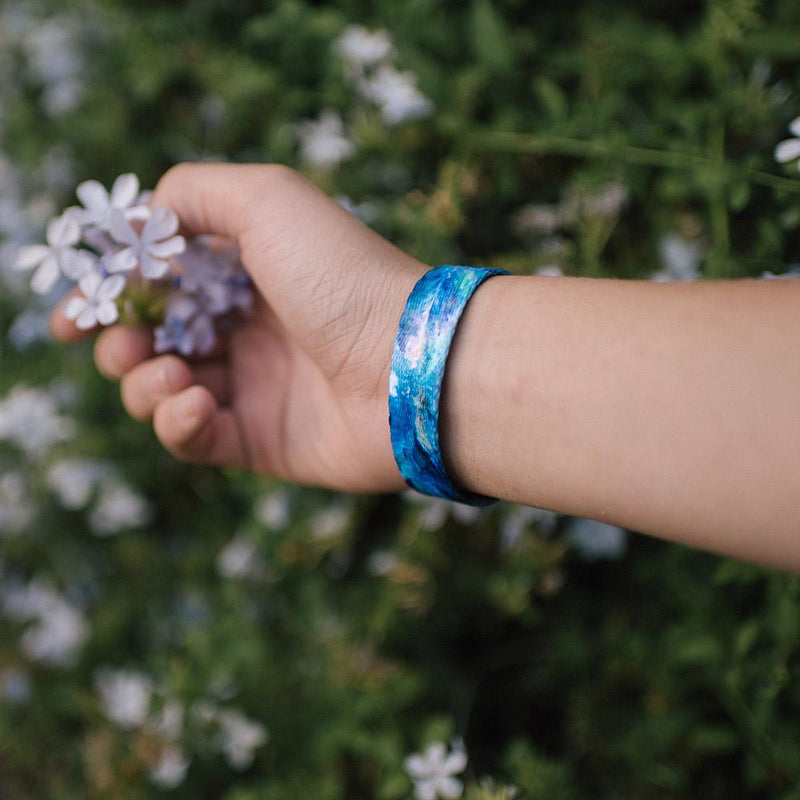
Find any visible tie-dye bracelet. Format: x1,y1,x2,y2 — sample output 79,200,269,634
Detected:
389,265,510,505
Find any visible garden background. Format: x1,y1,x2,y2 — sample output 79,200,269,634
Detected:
1,0,800,797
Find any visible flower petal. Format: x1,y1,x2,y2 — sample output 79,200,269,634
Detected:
109,209,139,246
76,179,109,211
404,755,428,779
414,780,437,800
443,751,467,774
139,254,170,280
78,270,102,298
30,256,60,294
789,117,800,138
63,296,88,320
436,776,464,799
110,173,139,209
106,249,138,274
14,245,50,271
76,307,98,330
143,207,179,242
774,138,800,164
46,214,81,248
95,301,119,326
148,235,186,259
61,250,97,281
96,275,126,303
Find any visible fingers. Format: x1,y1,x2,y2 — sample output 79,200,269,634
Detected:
95,326,153,379
152,386,247,467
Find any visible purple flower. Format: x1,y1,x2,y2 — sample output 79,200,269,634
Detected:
63,270,126,330
107,207,185,279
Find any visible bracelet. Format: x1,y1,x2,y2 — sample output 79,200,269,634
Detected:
389,265,509,506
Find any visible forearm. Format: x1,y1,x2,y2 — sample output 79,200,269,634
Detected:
440,275,800,570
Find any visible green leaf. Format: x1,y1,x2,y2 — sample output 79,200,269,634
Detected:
469,0,515,73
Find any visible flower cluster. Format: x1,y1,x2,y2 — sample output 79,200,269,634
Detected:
14,173,252,356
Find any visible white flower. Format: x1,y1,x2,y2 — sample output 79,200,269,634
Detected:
255,490,291,530
774,116,800,169
215,709,268,770
46,457,109,510
358,65,433,125
653,234,703,282
334,26,394,74
95,668,153,729
405,741,467,800
309,502,352,540
0,471,35,536
0,384,76,459
14,213,93,294
108,207,185,279
217,535,260,579
296,111,356,170
88,480,153,535
566,518,628,561
149,743,190,789
3,580,88,666
63,270,126,330
71,173,149,230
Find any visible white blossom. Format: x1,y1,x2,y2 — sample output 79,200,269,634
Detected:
309,502,352,540
358,65,433,125
296,111,356,170
255,490,291,530
71,173,149,231
334,26,394,75
774,116,800,169
63,270,126,330
652,233,704,282
215,709,268,770
149,744,190,789
0,384,76,459
46,457,109,510
0,471,35,535
14,213,93,294
88,480,153,535
108,207,185,279
405,741,467,800
95,668,153,729
217,535,260,579
566,518,628,561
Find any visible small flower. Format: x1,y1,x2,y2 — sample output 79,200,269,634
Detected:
71,173,149,230
95,668,153,729
566,518,628,561
334,26,394,75
217,534,260,579
45,457,108,510
149,743,190,789
405,741,467,800
63,270,126,330
14,213,93,294
296,111,356,170
154,294,216,356
0,384,76,459
774,116,800,169
652,233,704,282
88,480,153,535
215,709,268,770
108,207,185,279
358,65,433,125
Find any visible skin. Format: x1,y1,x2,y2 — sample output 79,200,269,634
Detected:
52,163,800,571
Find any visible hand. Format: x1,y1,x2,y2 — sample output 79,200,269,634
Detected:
51,163,427,492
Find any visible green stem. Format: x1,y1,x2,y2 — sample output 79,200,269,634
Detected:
467,131,800,194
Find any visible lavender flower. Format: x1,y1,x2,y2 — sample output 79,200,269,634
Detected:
63,270,126,330
108,207,185,279
70,173,149,230
405,741,467,800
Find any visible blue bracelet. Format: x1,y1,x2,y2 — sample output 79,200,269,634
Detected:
389,265,509,506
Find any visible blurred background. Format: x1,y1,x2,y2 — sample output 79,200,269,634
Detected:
1,0,800,797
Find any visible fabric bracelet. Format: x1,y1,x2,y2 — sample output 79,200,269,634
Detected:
389,265,510,506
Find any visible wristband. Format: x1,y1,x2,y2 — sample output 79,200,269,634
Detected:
389,265,509,506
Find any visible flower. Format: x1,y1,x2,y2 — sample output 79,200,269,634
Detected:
71,173,149,230
0,471,35,536
0,384,76,459
149,744,190,789
108,207,185,279
217,534,260,579
334,26,394,75
652,234,703,282
88,480,153,535
774,116,800,170
566,518,628,561
154,294,216,356
63,270,126,330
95,668,153,729
405,741,467,800
45,457,108,509
296,111,356,170
215,709,268,770
357,65,433,125
14,213,93,294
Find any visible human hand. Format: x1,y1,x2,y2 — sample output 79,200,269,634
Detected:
51,163,427,492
